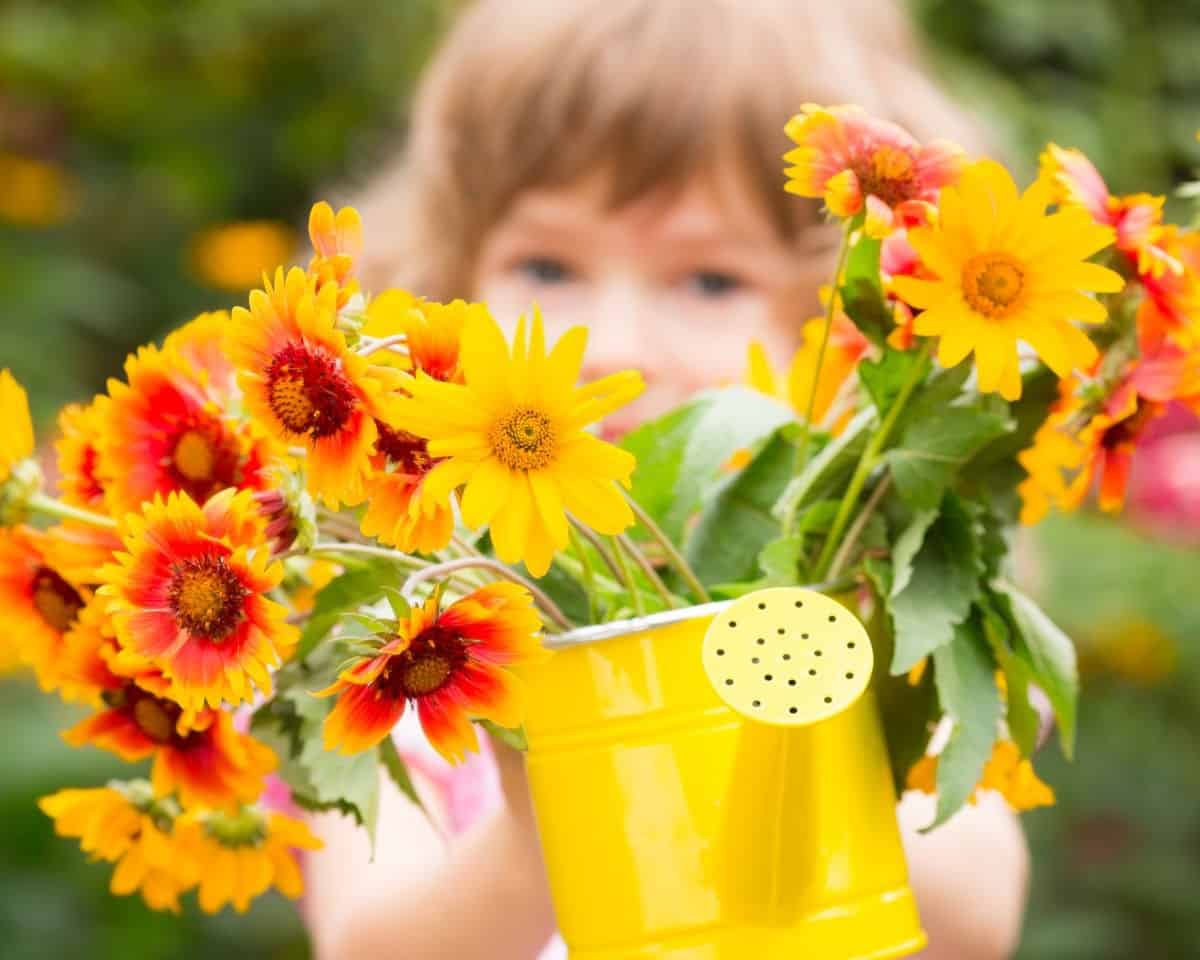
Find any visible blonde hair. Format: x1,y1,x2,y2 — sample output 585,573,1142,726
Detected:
356,0,983,300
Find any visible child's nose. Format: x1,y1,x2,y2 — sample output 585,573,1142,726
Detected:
580,279,659,381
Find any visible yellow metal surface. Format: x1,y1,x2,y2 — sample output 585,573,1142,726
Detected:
701,587,873,726
519,593,927,960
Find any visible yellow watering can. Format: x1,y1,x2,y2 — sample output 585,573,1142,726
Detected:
520,587,926,960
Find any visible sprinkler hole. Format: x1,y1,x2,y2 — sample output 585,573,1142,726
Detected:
764,674,773,682
729,621,737,627
824,696,833,704
846,672,854,679
808,669,817,676
752,700,761,708
828,615,837,622
847,642,855,649
725,679,734,686
801,633,810,640
777,627,786,635
814,650,822,657
790,707,799,715
782,653,791,661
757,602,766,610
757,637,765,645
794,600,803,608
788,679,797,687
752,657,760,664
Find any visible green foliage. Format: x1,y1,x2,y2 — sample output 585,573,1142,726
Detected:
858,346,931,417
887,493,985,673
838,230,891,346
929,618,1002,827
295,561,396,660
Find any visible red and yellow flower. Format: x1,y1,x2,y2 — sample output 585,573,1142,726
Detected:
54,398,109,510
63,618,276,810
173,807,321,914
390,307,643,577
0,525,93,696
892,160,1124,400
1018,346,1199,523
358,294,473,553
100,489,296,711
229,267,402,507
1137,226,1200,350
784,103,964,237
100,345,276,518
1039,144,1176,278
39,784,196,913
320,583,546,762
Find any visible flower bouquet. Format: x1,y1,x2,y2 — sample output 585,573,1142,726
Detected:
3,104,1197,941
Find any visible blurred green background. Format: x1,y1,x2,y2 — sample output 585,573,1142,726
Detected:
2,1,1199,957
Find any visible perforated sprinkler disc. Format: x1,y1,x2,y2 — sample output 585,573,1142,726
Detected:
702,587,873,726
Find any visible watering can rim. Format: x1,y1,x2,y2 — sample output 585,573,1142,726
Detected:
544,599,732,650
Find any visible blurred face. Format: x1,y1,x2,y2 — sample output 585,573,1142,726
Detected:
474,164,827,435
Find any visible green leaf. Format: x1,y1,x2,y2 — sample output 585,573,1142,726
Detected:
838,232,891,346
858,347,931,418
929,619,1001,829
996,584,1079,758
888,494,983,673
670,388,795,541
758,534,805,583
297,562,396,660
382,588,411,621
478,718,528,752
378,733,424,810
621,400,707,533
685,429,797,586
980,597,1040,757
886,404,1014,511
889,507,939,598
774,408,873,525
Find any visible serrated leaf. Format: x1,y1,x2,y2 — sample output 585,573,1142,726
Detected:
889,494,983,673
339,612,392,634
758,534,805,583
886,405,1014,511
928,619,1001,829
890,507,939,598
297,562,396,659
858,347,931,417
685,428,796,586
996,584,1079,758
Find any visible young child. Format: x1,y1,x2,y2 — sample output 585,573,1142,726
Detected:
306,2,1029,957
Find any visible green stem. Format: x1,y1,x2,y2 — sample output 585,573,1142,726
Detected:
623,493,710,603
793,221,854,474
568,526,600,624
308,541,428,569
608,535,646,616
615,533,679,609
826,474,891,581
813,339,933,580
568,518,625,583
27,493,116,529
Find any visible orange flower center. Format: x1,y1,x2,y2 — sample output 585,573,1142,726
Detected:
857,145,917,206
265,343,356,440
381,626,468,699
375,422,435,474
490,409,555,471
962,253,1025,318
168,555,247,641
166,416,243,504
31,567,84,633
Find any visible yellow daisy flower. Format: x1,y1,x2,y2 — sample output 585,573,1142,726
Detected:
905,739,1055,812
173,807,322,914
0,369,35,485
892,160,1124,400
391,307,643,577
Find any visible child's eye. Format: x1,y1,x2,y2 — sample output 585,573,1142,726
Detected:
687,270,742,297
517,257,575,285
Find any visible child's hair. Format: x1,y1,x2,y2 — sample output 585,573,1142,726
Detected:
355,0,983,300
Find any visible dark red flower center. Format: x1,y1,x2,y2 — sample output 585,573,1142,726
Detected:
31,567,84,633
104,683,200,749
265,342,357,440
379,626,469,699
167,415,243,503
375,422,436,474
167,554,247,641
1102,400,1162,450
856,145,918,208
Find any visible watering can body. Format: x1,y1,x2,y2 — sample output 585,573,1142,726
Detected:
520,598,926,960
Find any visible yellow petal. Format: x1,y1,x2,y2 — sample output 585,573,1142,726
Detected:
460,457,514,529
